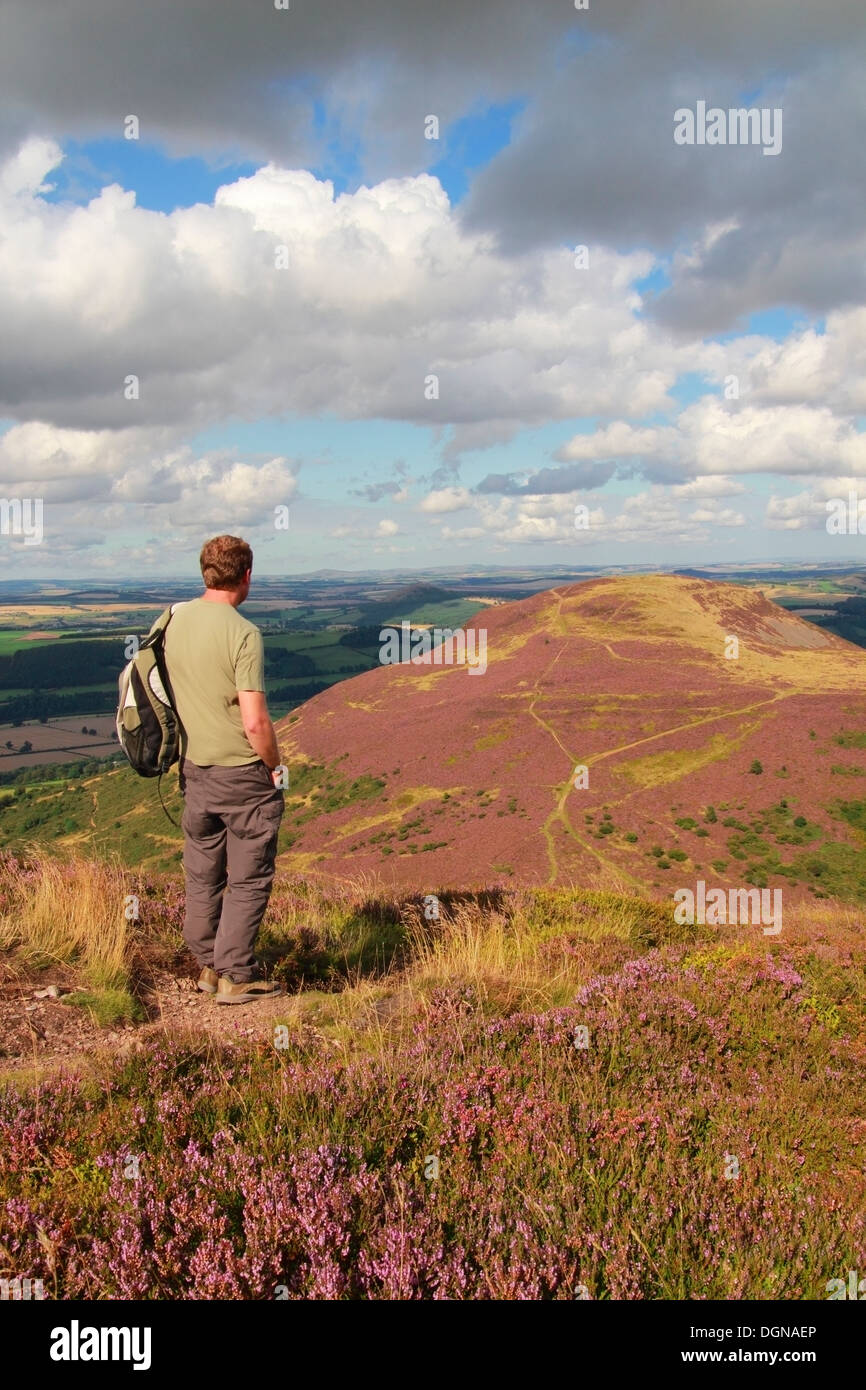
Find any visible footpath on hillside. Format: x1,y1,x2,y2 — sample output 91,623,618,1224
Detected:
0,966,329,1080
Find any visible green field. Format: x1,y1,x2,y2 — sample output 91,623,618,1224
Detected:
0,585,490,789
381,598,483,628
0,631,87,654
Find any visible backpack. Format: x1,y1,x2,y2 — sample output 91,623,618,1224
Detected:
116,606,182,806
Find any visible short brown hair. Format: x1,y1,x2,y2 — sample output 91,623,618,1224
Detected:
199,535,253,590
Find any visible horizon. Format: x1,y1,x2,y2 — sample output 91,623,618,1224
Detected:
1,559,866,593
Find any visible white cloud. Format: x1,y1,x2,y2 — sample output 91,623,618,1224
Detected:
765,477,866,531
0,141,695,446
746,309,866,414
419,487,473,513
425,485,739,548
557,392,866,482
440,525,485,541
689,506,745,527
557,422,675,464
0,421,301,539
0,136,62,196
0,61,862,576
672,476,746,499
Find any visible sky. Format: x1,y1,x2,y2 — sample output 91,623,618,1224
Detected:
0,0,864,579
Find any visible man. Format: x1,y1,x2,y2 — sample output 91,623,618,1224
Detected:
161,534,284,1004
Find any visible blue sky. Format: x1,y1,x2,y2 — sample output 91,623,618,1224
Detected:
44,122,814,523
42,138,259,212
1,2,862,577
43,98,525,214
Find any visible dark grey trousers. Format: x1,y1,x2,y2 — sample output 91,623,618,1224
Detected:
179,757,284,981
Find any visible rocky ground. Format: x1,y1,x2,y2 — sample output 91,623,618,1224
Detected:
0,963,305,1080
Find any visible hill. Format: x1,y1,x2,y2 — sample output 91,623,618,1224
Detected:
6,574,866,906
273,575,866,901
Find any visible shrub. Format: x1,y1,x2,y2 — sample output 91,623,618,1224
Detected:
63,989,144,1028
271,927,334,991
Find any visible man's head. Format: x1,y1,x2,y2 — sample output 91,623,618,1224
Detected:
200,535,253,603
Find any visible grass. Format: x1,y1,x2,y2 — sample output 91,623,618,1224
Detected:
281,761,387,823
705,799,866,901
0,852,864,1299
62,988,145,1027
0,851,136,1006
617,734,739,789
0,853,696,1032
0,764,184,867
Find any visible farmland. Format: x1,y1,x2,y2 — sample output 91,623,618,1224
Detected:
0,578,491,785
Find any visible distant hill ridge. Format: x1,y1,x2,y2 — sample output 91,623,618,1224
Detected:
354,582,460,626
273,575,866,900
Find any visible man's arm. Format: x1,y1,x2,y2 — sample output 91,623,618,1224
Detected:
237,690,281,774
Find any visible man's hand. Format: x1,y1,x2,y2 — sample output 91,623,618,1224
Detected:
237,689,280,770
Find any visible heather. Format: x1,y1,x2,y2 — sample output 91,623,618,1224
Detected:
1,865,864,1299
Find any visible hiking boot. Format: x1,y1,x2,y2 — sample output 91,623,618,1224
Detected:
215,973,282,1005
197,967,219,994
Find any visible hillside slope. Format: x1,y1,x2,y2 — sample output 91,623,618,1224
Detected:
273,575,866,899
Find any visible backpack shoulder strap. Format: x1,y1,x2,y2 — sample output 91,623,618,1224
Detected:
143,602,190,652
145,605,174,642
142,606,179,709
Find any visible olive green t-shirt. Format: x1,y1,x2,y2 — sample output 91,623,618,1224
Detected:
159,598,266,767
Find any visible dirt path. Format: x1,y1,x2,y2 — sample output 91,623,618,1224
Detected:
522,601,791,886
583,690,787,770
0,970,324,1084
522,633,645,889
